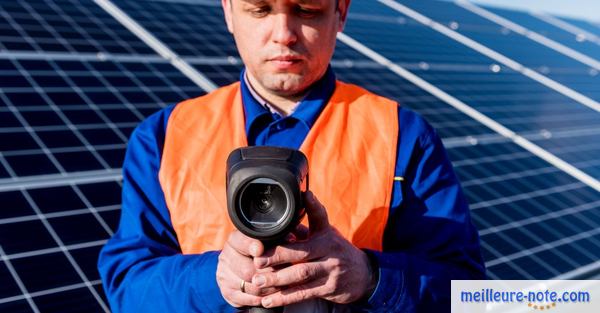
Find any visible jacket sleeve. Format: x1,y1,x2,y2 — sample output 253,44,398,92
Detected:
97,106,235,313
353,108,486,312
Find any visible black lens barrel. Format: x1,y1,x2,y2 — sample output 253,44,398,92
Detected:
226,147,308,243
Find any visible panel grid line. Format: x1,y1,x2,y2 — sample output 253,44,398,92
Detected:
531,11,600,46
455,0,600,71
93,0,217,92
21,0,80,54
469,182,585,210
0,92,67,175
20,189,111,312
0,245,41,312
478,241,535,280
379,0,600,113
479,200,600,236
479,197,600,269
336,30,600,192
0,169,122,192
71,184,114,236
486,227,600,267
0,280,103,306
461,165,559,187
3,240,107,262
0,5,44,52
59,61,134,143
0,205,119,226
11,59,114,171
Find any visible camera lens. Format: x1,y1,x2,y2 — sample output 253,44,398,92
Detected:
239,178,289,229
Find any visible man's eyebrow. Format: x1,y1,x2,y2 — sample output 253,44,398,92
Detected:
297,0,324,5
239,0,322,4
239,0,268,5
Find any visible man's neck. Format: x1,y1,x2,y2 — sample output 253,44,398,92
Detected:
246,73,308,116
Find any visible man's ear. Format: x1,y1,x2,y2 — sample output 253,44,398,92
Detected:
222,0,234,34
337,0,352,32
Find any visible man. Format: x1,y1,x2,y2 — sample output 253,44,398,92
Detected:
98,0,485,312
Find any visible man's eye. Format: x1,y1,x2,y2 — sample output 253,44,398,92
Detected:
296,7,320,18
250,6,270,17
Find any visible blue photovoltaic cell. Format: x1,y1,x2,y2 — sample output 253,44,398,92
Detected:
34,287,105,313
190,63,245,87
532,132,600,180
0,0,155,55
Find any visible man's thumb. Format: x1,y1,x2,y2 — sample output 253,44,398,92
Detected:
304,191,329,233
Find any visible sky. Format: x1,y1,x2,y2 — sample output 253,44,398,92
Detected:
467,0,600,22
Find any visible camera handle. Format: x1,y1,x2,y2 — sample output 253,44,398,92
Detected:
247,306,283,313
247,174,309,313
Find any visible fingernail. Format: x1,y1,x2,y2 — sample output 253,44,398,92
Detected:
262,297,272,307
253,275,266,287
249,243,259,256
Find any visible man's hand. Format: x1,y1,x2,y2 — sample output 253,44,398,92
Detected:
250,191,377,308
216,230,280,307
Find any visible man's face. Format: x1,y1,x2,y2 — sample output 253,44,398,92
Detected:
222,0,350,97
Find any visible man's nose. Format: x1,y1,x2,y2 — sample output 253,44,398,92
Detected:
271,13,297,46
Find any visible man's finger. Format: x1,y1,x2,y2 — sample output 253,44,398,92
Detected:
260,277,328,308
292,223,309,241
254,241,316,268
217,261,264,307
220,249,257,281
227,230,264,257
229,290,263,308
252,261,327,288
304,191,330,233
239,281,281,297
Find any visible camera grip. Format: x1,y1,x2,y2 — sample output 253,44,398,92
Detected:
247,306,283,313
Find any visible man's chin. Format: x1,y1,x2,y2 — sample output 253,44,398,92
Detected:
262,73,316,96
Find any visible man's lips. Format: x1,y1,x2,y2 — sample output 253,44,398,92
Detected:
268,56,303,69
269,55,302,62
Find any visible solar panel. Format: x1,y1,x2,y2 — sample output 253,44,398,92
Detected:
393,0,600,103
482,6,600,60
446,141,600,279
333,61,497,138
557,16,600,37
334,63,600,280
344,0,600,174
0,57,203,177
111,0,237,58
0,180,121,312
0,0,155,54
1,0,599,312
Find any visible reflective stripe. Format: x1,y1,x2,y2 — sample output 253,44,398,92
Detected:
159,81,398,253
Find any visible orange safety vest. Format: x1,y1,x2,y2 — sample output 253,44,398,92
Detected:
159,81,398,254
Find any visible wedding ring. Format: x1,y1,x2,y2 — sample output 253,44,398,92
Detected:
240,279,246,293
